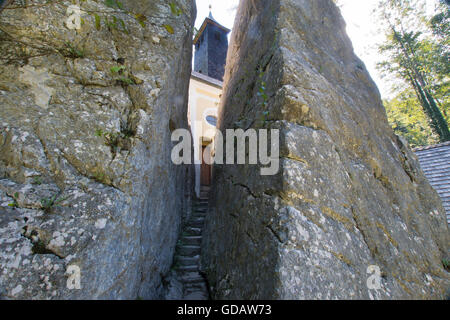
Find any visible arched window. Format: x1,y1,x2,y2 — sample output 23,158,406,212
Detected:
206,115,217,127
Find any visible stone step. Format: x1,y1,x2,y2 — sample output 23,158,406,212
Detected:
184,283,208,295
176,255,199,266
193,208,207,213
191,213,206,219
194,204,208,209
177,265,199,272
184,226,202,236
171,193,210,300
193,211,207,215
185,282,208,291
191,216,205,222
187,219,204,228
181,272,205,284
177,245,201,256
184,292,208,300
181,236,202,246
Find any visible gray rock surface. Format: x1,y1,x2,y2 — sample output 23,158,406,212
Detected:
0,0,195,299
201,0,450,299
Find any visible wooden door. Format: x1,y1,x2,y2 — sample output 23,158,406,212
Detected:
201,146,211,186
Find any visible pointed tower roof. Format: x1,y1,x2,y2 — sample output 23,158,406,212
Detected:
193,6,230,45
208,5,214,19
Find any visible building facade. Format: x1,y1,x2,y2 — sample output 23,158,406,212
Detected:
188,11,230,197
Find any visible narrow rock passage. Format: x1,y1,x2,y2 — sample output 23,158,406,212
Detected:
172,186,210,300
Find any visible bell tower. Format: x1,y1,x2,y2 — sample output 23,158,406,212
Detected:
193,6,230,81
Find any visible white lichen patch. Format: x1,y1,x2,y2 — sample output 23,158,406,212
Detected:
19,65,54,109
95,218,107,229
11,284,23,296
150,88,161,97
49,234,66,249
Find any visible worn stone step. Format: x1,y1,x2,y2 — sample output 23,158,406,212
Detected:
184,289,209,300
181,236,202,246
191,214,206,220
184,226,202,236
177,265,199,272
181,272,205,284
187,219,204,228
193,210,207,216
184,281,208,293
177,245,201,256
176,255,199,266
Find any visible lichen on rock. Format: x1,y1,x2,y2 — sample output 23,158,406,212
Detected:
0,0,196,299
201,0,449,300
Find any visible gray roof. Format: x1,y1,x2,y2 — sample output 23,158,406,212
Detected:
191,71,223,88
414,141,450,224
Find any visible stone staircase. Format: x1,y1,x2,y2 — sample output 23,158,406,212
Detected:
172,186,210,300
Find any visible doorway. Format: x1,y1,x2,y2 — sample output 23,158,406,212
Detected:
201,145,212,186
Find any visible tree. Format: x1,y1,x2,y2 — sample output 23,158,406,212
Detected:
376,0,450,143
384,89,439,147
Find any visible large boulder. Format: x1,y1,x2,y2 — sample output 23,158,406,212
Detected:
201,0,449,299
0,0,195,299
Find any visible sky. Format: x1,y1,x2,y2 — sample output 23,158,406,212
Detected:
194,0,438,99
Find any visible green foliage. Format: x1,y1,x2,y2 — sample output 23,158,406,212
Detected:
90,1,139,33
32,176,42,185
63,42,85,58
97,126,134,153
257,69,270,125
443,259,450,271
40,194,66,213
164,24,175,34
105,0,123,9
169,2,182,16
375,0,450,143
104,15,128,34
117,77,135,85
94,13,101,30
134,14,147,27
110,65,126,74
95,128,104,137
8,192,19,208
110,65,135,86
94,170,106,183
384,89,439,147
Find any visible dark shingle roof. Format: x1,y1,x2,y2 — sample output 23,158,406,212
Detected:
191,71,223,88
414,141,450,224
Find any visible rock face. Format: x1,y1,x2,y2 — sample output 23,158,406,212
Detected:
201,0,449,299
0,0,195,299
